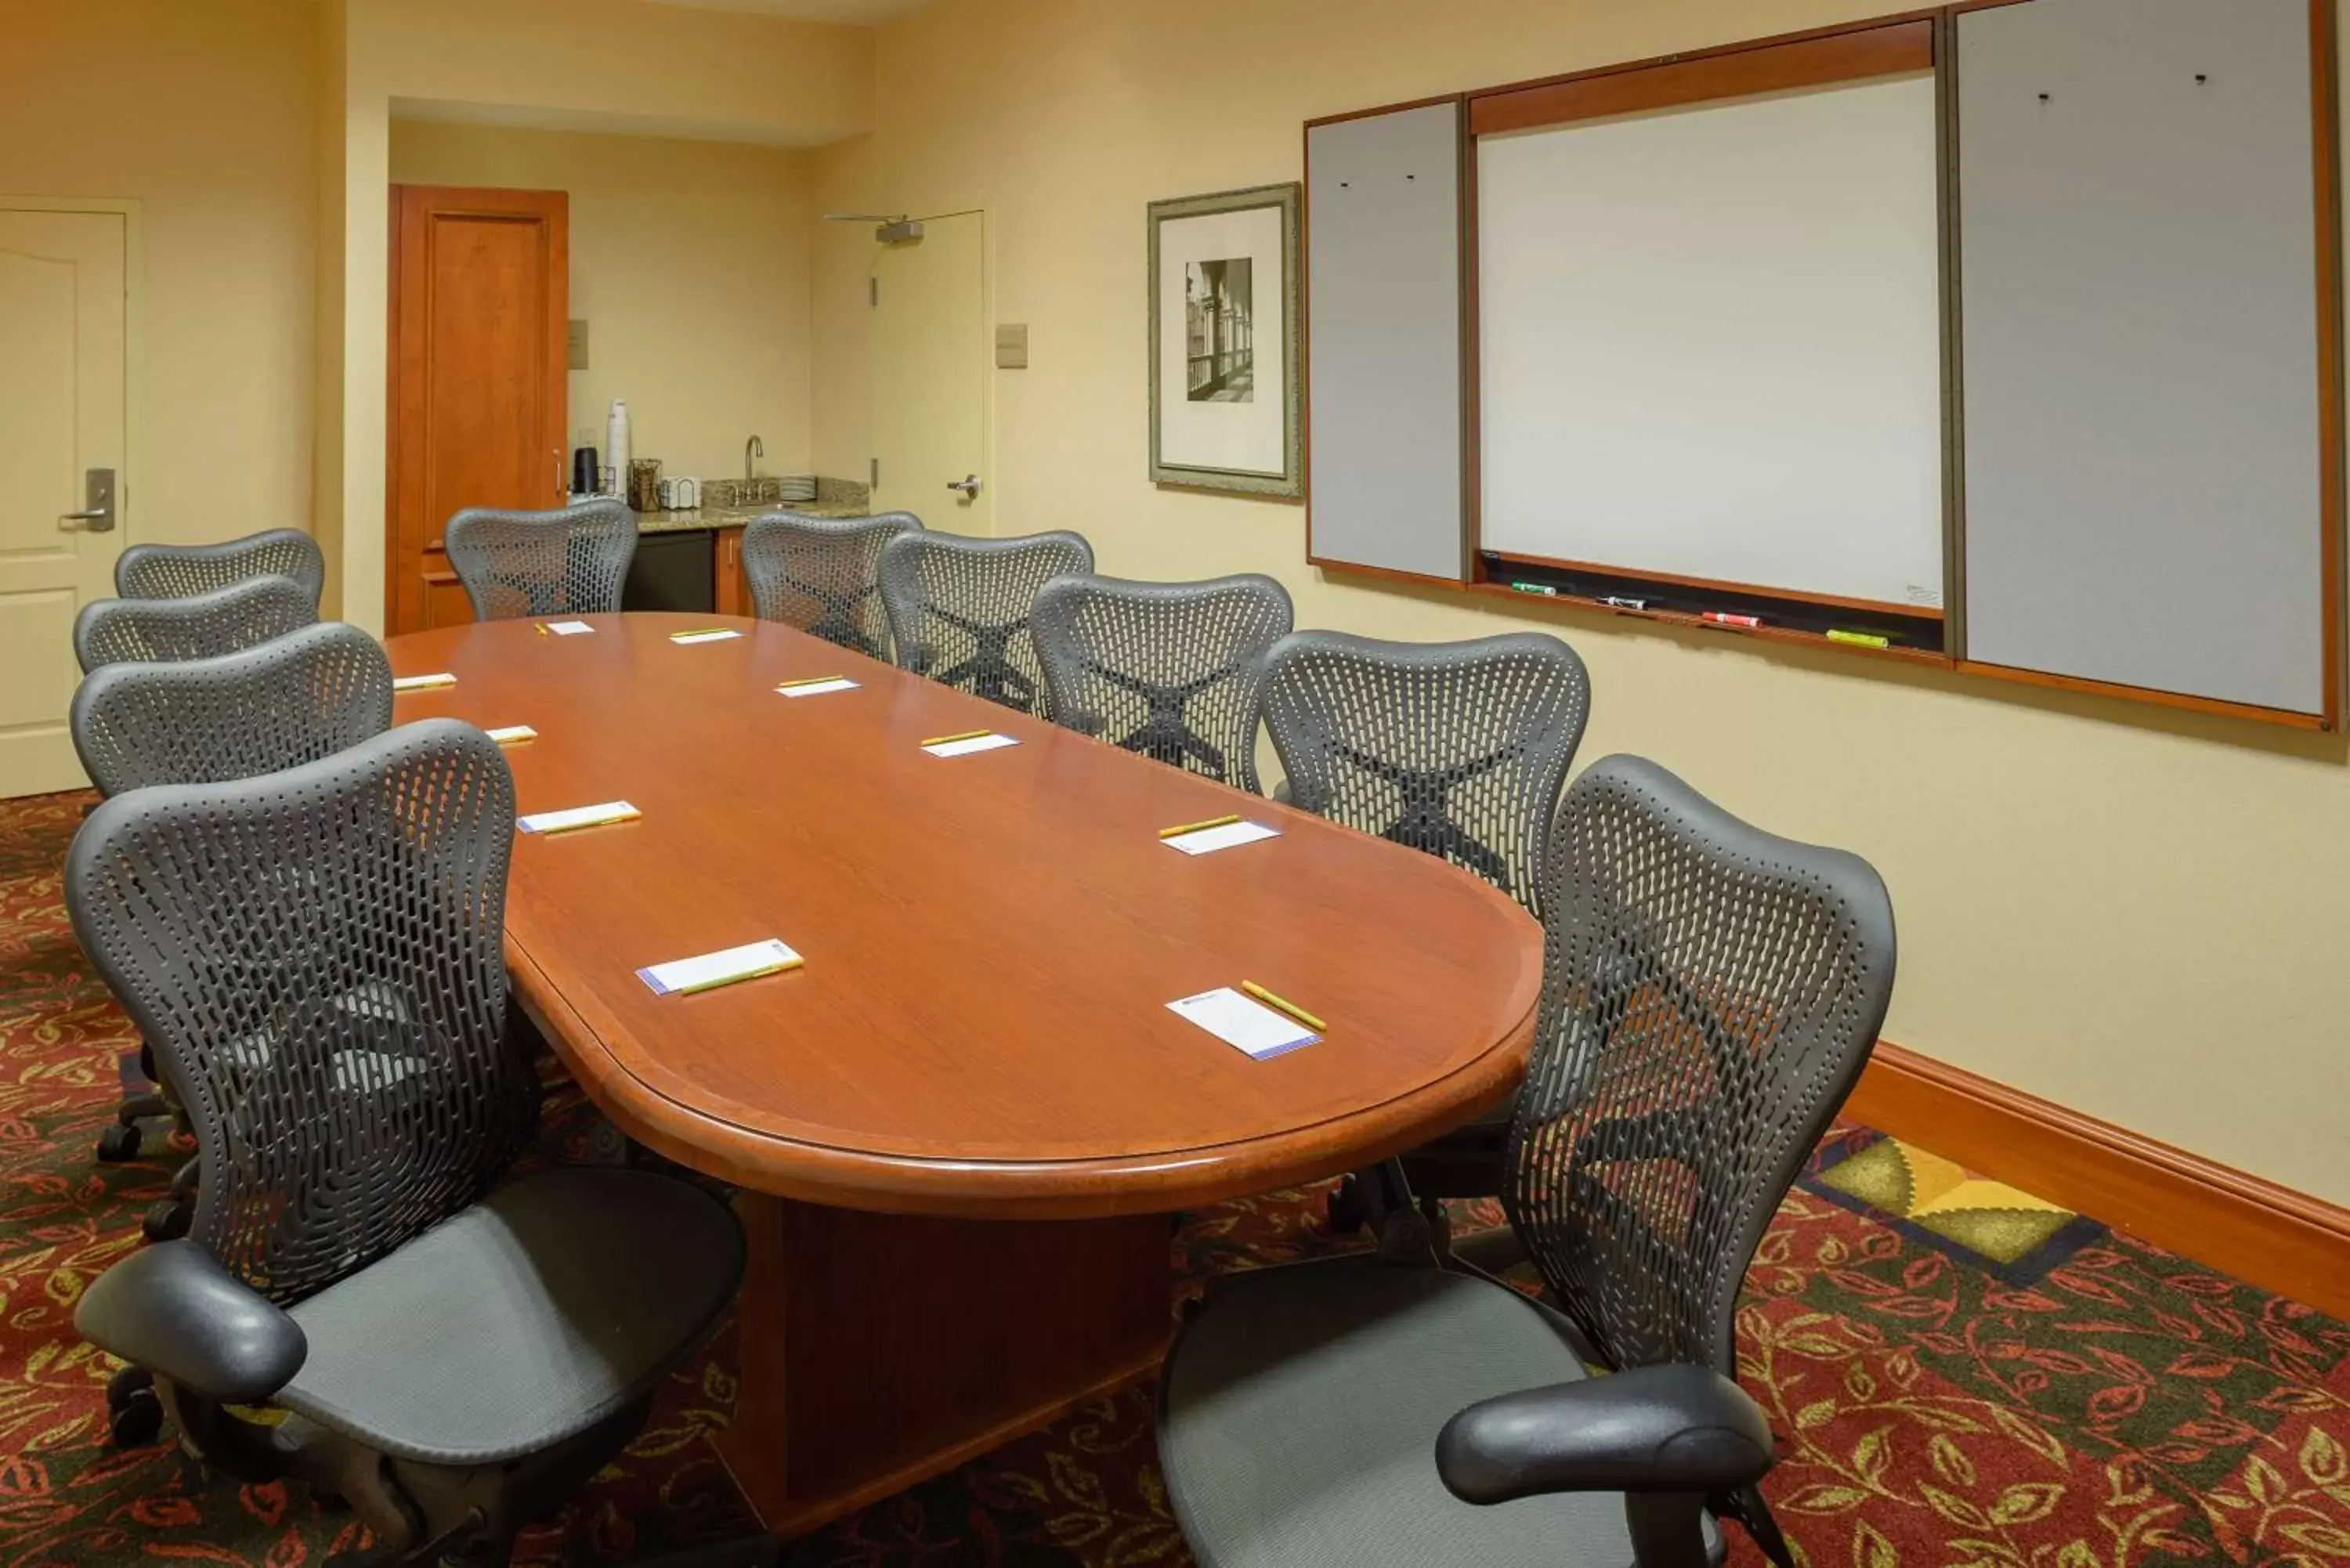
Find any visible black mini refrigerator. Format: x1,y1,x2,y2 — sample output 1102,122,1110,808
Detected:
622,529,715,614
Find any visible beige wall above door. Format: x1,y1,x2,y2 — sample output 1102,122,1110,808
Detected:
0,208,128,799
870,211,989,535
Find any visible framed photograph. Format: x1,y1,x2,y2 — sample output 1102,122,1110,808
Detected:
1148,182,1303,499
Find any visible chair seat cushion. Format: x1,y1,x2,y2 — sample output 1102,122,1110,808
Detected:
1159,1258,1633,1568
276,1167,743,1465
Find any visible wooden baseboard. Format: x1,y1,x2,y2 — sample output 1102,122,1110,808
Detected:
1846,1041,2350,1320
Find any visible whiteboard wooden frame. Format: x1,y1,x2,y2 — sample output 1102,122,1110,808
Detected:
1467,20,1943,621
1293,2,2343,732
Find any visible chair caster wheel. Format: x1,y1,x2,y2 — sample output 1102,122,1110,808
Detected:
107,1372,164,1448
1375,1204,1433,1263
106,1366,154,1411
143,1199,191,1243
1325,1175,1366,1236
96,1123,142,1162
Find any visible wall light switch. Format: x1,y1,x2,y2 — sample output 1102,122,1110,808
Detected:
995,323,1029,370
567,320,589,370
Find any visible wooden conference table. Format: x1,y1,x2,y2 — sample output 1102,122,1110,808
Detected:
384,611,1542,1534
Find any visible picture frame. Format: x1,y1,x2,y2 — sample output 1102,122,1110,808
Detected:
1148,182,1303,499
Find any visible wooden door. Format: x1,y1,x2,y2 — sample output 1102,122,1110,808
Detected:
0,208,126,797
387,186,569,634
870,211,989,535
715,526,750,616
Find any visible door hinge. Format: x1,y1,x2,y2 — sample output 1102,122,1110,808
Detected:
870,277,879,307
870,457,880,490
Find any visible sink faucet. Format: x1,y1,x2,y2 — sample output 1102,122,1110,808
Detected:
744,435,763,480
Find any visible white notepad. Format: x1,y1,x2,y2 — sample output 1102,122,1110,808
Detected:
516,800,639,835
923,733,1019,758
392,673,457,692
778,677,859,699
1162,820,1282,856
1167,987,1320,1060
485,724,537,746
670,628,743,645
638,938,803,996
542,620,595,636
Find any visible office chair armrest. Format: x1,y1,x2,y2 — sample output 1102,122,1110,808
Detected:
1435,1364,1773,1504
75,1240,307,1404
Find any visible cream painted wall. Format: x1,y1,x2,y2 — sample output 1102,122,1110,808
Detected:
0,0,318,553
388,123,815,482
812,0,2350,1205
331,0,877,630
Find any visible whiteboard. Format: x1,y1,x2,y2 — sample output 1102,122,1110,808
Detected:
1477,74,1946,610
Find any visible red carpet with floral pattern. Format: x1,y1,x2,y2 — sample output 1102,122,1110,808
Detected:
2,789,2345,1567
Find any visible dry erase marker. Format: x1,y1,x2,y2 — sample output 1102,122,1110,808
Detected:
1159,813,1243,840
1241,981,1326,1034
1509,581,1558,597
1826,629,1891,649
1701,612,1762,628
920,728,992,747
1599,595,1650,611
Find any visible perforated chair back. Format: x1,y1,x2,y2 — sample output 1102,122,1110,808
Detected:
877,529,1094,714
115,528,326,607
441,500,636,621
741,510,922,657
1258,629,1591,912
1507,754,1896,1379
70,622,396,799
1032,573,1292,790
64,720,536,1303
73,576,320,674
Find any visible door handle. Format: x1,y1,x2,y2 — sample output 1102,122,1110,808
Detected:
946,474,982,498
57,469,116,533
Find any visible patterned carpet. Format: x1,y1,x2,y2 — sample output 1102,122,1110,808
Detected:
2,788,2347,1567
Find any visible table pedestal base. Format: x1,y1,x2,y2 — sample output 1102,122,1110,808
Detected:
713,1193,1175,1537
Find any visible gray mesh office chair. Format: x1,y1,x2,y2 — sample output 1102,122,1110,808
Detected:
69,721,761,1567
73,620,395,800
740,510,922,657
442,499,637,621
877,529,1094,714
1260,629,1591,1223
115,527,326,607
1158,755,1898,1568
71,622,398,1217
73,576,318,674
1032,573,1293,790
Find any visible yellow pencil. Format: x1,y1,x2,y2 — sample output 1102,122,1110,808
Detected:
671,628,730,640
672,954,804,995
776,675,847,689
1159,813,1243,840
535,806,642,835
920,728,992,746
1242,980,1326,1033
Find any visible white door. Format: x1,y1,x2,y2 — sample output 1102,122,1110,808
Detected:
870,211,990,535
0,209,126,798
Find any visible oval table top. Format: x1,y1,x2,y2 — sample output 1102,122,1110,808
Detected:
385,612,1542,1219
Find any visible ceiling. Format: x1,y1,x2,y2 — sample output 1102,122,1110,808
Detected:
639,0,933,24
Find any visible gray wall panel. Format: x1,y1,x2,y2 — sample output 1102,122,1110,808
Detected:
1958,0,2326,714
1306,104,1466,580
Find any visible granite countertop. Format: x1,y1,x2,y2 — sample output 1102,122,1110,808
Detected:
633,502,870,536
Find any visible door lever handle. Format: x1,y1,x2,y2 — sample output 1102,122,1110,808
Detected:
57,469,117,532
945,474,982,498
